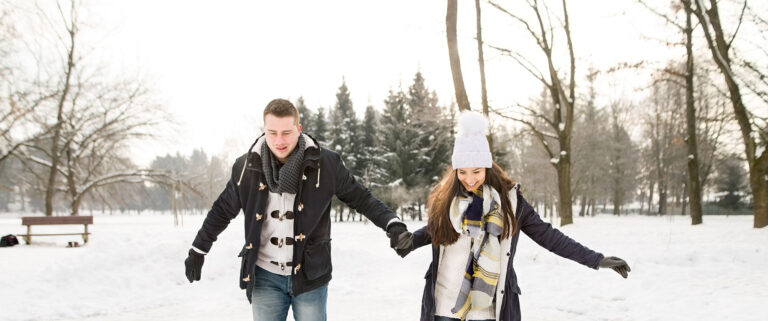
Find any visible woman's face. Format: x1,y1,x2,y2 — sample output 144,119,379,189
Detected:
457,167,486,192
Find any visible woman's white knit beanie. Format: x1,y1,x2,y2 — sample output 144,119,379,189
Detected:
451,111,492,169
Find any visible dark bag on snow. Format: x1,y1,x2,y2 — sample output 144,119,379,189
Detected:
0,234,19,247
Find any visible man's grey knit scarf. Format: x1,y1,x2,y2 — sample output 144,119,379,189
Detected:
261,136,306,194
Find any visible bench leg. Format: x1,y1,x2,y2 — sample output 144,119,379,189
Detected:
25,225,31,245
83,224,89,243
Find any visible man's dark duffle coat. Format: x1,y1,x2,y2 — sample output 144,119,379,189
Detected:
192,134,397,301
412,187,604,321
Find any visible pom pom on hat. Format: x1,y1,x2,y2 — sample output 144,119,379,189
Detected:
456,110,489,137
452,111,492,169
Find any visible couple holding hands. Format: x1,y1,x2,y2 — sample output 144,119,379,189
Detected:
184,99,630,321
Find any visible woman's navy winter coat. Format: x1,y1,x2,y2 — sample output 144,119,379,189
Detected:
412,187,604,321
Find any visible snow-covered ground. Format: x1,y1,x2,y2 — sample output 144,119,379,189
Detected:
1,213,766,321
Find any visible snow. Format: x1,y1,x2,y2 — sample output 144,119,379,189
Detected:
550,157,560,164
560,150,567,156
558,122,565,132
689,154,695,160
1,213,766,321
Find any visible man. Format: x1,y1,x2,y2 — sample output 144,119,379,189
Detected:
184,98,413,321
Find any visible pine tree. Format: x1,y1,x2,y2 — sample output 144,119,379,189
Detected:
328,80,364,222
295,96,313,133
406,72,453,220
407,72,453,188
328,80,361,175
360,105,384,185
379,87,416,188
313,107,328,143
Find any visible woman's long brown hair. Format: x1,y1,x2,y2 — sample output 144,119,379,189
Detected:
427,162,518,246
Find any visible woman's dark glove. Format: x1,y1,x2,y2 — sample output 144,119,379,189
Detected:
599,256,630,278
185,249,205,283
387,222,414,257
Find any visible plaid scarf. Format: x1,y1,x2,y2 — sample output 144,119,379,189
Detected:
449,184,503,319
261,135,306,194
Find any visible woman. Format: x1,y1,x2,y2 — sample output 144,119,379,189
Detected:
398,112,630,321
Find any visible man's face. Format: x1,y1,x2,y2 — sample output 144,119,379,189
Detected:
264,114,302,163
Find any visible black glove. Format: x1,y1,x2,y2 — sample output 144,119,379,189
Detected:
386,222,414,258
185,248,205,283
598,256,630,279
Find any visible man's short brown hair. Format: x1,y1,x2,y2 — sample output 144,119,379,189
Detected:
263,98,300,125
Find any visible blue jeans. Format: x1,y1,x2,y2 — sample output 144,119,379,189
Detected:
251,265,328,321
434,316,494,321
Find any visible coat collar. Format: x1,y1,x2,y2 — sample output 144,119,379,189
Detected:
245,133,322,169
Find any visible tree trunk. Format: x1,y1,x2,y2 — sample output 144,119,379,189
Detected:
417,198,423,221
475,0,492,151
647,181,655,215
684,5,704,224
557,162,573,225
682,180,689,216
612,185,621,216
446,0,470,111
65,148,78,215
658,185,667,215
749,166,768,227
71,193,83,216
692,0,768,227
44,5,78,217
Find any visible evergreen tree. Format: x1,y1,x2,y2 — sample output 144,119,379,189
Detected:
717,155,748,209
328,80,361,175
407,72,453,188
379,87,417,188
295,96,313,133
360,105,385,186
313,107,328,143
327,80,364,221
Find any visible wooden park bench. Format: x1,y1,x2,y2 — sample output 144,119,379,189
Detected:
18,216,93,245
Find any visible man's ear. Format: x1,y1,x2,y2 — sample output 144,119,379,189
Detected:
298,124,302,133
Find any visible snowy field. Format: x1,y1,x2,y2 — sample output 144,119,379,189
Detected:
1,212,766,321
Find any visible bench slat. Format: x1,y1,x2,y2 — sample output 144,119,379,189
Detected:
17,233,91,237
21,216,93,225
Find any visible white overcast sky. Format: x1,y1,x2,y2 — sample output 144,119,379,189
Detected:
28,0,756,166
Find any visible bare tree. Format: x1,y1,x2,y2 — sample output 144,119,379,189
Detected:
638,0,705,224
681,0,705,224
446,0,471,112
643,72,688,215
475,0,492,150
488,0,578,225
606,99,639,215
12,0,172,216
691,0,768,228
572,68,610,217
37,0,78,217
0,3,57,166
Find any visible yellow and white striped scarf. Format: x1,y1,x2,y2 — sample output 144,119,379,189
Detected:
449,184,503,319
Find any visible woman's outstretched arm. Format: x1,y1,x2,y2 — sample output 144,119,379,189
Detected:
517,194,604,269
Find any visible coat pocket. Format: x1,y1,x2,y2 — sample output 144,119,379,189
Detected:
302,238,332,280
238,245,250,289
